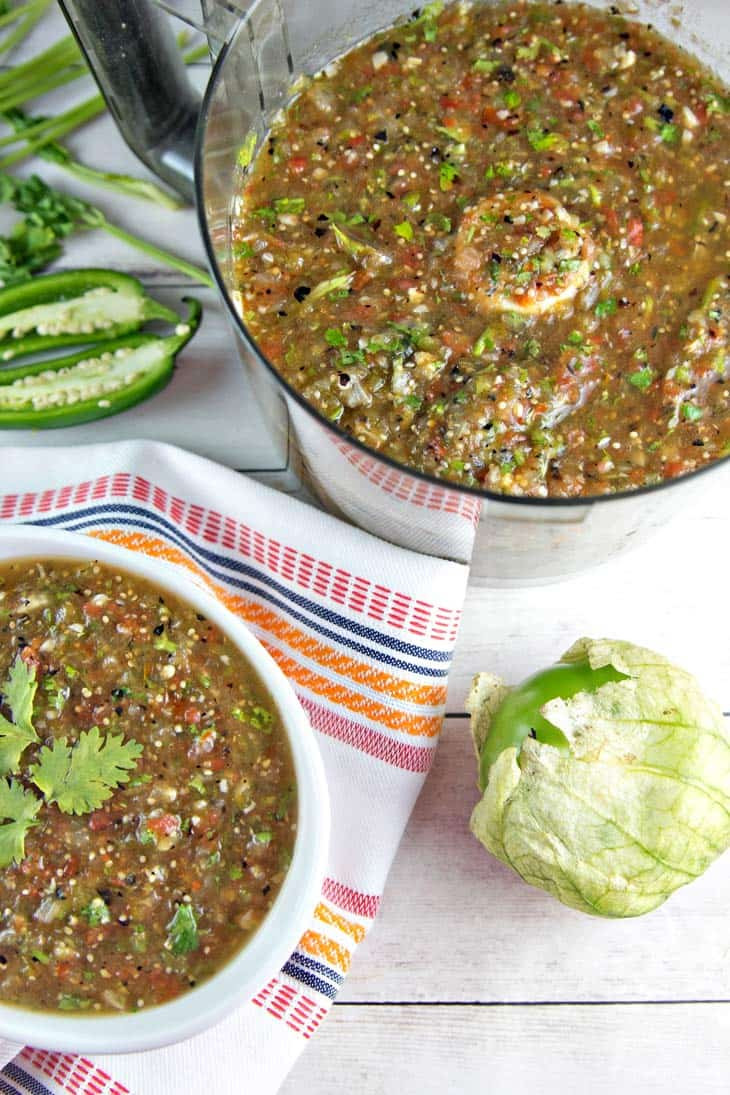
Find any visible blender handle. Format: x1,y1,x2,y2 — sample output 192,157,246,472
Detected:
57,0,201,202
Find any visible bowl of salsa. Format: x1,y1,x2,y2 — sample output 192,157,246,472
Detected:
0,525,329,1052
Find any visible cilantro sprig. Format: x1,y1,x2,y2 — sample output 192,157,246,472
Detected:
31,727,143,815
439,161,459,191
0,172,212,288
0,655,142,867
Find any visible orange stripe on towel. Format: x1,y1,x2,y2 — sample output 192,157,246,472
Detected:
315,903,366,944
241,601,444,707
299,930,352,974
257,643,441,737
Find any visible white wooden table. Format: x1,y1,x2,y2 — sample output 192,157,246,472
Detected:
4,9,730,1093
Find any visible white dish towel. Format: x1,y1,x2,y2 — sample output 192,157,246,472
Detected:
0,440,472,1094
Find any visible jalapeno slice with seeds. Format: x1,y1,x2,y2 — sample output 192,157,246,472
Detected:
0,298,200,428
0,269,178,363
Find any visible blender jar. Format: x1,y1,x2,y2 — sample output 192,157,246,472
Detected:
60,0,730,581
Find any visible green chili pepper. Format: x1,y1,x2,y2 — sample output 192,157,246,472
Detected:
478,658,626,790
0,269,178,362
0,298,200,428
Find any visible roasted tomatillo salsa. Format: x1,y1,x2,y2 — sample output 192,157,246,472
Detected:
235,0,730,498
0,559,296,1014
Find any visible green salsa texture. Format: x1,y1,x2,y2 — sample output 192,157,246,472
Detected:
236,0,730,498
0,558,296,1014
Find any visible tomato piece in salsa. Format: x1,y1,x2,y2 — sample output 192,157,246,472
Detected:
0,559,296,1015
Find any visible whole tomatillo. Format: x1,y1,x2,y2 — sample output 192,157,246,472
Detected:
469,638,730,917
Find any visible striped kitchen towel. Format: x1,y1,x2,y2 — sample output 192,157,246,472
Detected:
0,439,471,1095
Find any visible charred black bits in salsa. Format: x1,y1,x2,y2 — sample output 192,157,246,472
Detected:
235,0,730,498
0,559,296,1014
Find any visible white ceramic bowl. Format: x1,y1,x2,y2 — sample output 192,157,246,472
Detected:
0,525,329,1053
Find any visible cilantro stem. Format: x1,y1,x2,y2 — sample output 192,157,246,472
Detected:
100,221,213,286
0,112,62,147
0,34,80,88
0,0,51,56
0,104,101,168
0,20,213,280
0,96,105,150
0,40,204,198
48,157,184,210
0,65,86,114
0,172,211,285
0,1,43,30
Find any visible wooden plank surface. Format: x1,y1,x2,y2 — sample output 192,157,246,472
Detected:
280,1003,730,1095
5,7,730,1094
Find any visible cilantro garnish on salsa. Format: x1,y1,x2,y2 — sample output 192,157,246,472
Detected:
0,558,296,1014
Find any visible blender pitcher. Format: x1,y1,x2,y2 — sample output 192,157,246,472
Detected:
58,0,730,582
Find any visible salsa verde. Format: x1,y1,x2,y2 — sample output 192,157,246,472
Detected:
235,0,730,498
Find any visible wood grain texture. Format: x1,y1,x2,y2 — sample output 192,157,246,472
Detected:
281,1003,730,1095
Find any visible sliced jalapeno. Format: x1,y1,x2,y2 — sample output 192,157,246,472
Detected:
0,298,200,429
0,269,178,362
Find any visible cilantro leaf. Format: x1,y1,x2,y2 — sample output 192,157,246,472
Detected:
325,327,348,348
81,896,111,926
0,656,39,774
0,172,212,288
682,402,703,421
166,904,199,955
415,1,443,41
5,656,37,735
526,127,563,152
595,298,618,318
31,727,143,815
237,131,257,168
0,715,34,775
439,161,459,191
0,777,41,868
628,366,654,391
273,197,305,214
